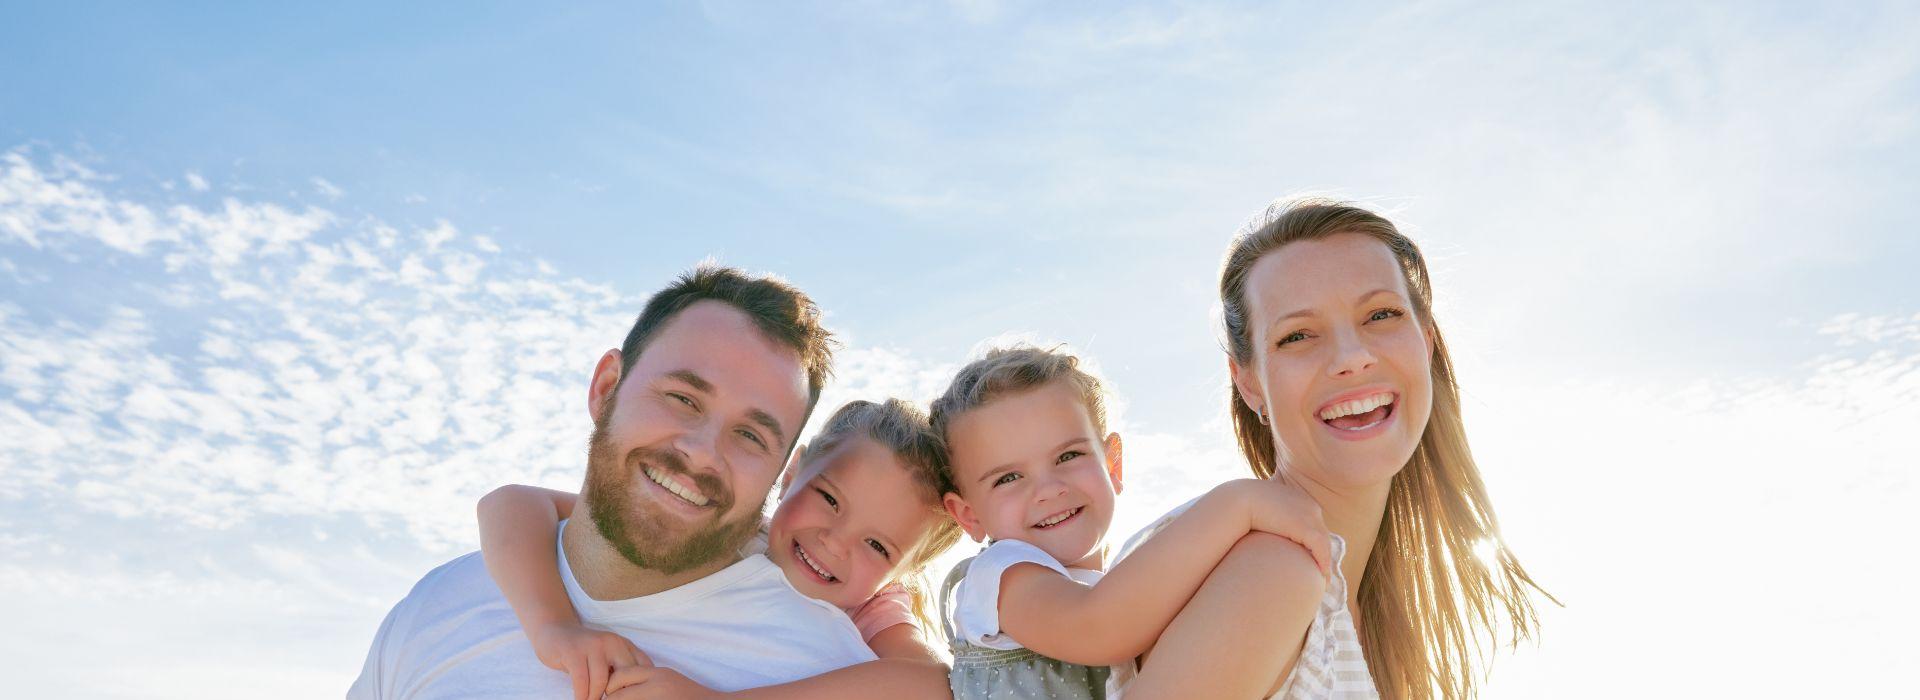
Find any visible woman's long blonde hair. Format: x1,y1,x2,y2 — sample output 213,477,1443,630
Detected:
1218,198,1555,699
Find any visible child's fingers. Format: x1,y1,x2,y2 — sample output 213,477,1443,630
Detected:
588,650,609,700
566,657,589,700
608,640,640,669
1308,529,1334,578
608,665,653,693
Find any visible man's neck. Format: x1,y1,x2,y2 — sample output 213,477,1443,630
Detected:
1293,473,1391,613
560,517,740,602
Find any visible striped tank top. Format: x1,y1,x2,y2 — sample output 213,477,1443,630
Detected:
1113,498,1377,699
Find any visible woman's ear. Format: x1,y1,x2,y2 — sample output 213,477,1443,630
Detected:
943,492,987,543
1228,355,1264,418
1103,432,1124,495
588,349,623,422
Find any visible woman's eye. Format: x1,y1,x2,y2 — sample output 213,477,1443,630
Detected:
1277,331,1311,347
815,488,838,510
867,539,890,560
993,472,1021,487
1368,308,1405,322
1055,450,1084,464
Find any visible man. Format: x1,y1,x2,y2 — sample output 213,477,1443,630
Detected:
350,266,875,699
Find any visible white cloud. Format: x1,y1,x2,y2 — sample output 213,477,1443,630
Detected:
185,171,209,192
311,177,344,200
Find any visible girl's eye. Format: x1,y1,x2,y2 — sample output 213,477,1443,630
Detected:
1277,330,1312,347
1367,308,1405,322
866,539,890,560
1055,450,1084,465
815,487,838,510
992,472,1022,487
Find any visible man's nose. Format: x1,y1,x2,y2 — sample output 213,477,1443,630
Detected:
673,419,723,474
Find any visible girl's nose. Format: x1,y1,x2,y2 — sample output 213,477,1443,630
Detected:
818,530,850,561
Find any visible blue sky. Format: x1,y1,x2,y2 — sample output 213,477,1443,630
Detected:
3,2,1916,697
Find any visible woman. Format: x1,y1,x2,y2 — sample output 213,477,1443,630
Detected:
1120,198,1553,699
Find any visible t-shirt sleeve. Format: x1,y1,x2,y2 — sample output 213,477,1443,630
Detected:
848,582,916,643
347,587,408,700
951,539,1073,651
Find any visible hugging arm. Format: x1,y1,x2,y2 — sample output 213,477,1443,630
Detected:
476,484,643,700
996,479,1332,667
605,624,953,700
1126,532,1324,699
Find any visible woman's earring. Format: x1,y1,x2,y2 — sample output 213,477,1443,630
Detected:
1258,406,1269,425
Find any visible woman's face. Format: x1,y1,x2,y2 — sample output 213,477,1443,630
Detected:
1231,232,1433,492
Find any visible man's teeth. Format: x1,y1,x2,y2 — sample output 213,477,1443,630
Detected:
645,467,710,507
794,544,836,582
1318,393,1395,421
1034,508,1080,528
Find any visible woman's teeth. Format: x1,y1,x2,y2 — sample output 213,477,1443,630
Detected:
1318,392,1395,421
793,543,836,582
645,467,710,507
1033,507,1081,528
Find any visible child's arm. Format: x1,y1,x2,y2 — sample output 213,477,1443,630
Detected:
607,658,953,700
477,484,644,700
866,621,945,665
1124,532,1324,700
997,478,1330,666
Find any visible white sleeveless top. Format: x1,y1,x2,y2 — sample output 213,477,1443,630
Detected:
1113,497,1378,699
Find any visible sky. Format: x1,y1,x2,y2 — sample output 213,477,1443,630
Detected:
1,1,1916,697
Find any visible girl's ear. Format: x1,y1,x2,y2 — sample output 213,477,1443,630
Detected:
943,492,987,543
1103,432,1124,495
778,443,808,498
588,349,623,422
1228,354,1264,420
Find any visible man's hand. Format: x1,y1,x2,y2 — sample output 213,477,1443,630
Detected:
526,621,651,700
607,665,723,700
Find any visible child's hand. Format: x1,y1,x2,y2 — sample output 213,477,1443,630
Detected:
526,621,651,700
607,665,723,700
1227,478,1335,578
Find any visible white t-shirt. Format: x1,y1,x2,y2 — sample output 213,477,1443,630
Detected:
949,539,1106,651
348,519,876,699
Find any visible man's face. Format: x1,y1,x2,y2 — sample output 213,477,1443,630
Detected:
583,300,811,575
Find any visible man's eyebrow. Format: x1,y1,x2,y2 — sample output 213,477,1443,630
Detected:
666,369,713,393
748,408,787,447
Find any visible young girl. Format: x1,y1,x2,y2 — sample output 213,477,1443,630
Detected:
478,399,963,700
929,345,1336,700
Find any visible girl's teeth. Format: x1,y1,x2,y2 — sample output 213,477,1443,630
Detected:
794,544,835,582
1035,508,1079,528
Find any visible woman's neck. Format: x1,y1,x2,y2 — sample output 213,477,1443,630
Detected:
1288,473,1391,611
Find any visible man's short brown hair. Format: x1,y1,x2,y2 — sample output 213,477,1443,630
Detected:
619,265,837,437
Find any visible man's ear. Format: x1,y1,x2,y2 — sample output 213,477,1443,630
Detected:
588,349,624,422
943,492,987,543
778,443,808,498
1103,432,1124,495
1228,355,1264,419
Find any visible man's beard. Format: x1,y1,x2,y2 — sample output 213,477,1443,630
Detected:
582,398,763,576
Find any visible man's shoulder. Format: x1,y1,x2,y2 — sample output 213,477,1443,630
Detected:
352,552,565,700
